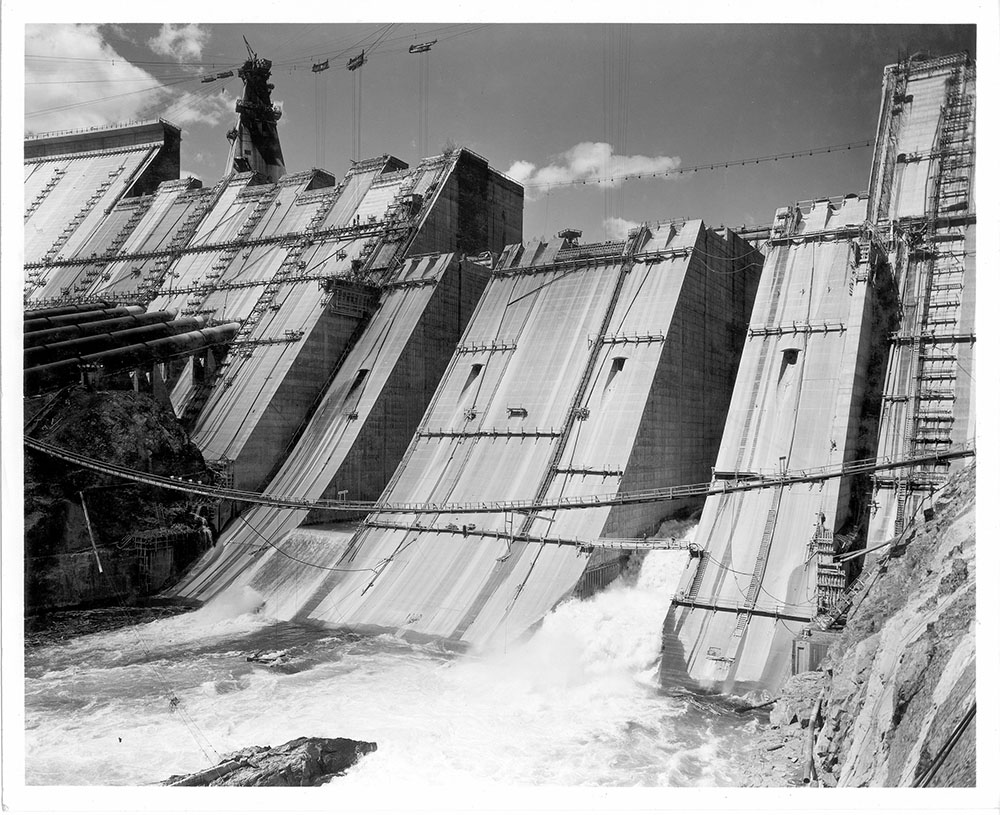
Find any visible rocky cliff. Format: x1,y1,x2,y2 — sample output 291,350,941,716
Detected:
24,389,215,614
752,461,976,787
814,461,975,786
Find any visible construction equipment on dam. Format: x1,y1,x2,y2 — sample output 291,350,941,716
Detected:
660,52,975,695
23,49,974,695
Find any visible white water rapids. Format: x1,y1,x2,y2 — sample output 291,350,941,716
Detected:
25,522,760,787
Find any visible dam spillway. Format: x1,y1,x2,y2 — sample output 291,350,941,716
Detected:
661,52,976,695
22,47,975,699
171,221,762,648
660,194,895,694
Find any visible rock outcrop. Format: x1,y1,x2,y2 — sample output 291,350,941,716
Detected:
162,737,377,786
757,462,975,787
815,462,975,786
25,390,214,613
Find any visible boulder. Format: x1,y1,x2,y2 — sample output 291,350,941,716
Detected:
162,736,377,786
769,671,826,727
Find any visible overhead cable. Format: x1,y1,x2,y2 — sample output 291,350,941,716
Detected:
23,434,974,516
521,139,875,190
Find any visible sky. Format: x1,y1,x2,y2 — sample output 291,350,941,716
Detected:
24,22,976,243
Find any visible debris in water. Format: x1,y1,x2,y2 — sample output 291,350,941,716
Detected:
247,649,288,666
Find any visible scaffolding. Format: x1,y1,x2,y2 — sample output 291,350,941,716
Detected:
889,60,975,534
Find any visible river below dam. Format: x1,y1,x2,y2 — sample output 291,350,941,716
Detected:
25,525,766,788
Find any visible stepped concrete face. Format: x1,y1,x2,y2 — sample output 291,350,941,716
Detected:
659,52,976,698
24,128,522,507
174,222,761,648
661,195,896,696
866,54,976,543
167,252,490,608
23,121,180,273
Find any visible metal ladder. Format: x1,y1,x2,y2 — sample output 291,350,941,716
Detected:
907,68,972,479
723,486,782,660
519,233,643,538
218,189,343,355
40,163,126,264
25,167,66,222
137,187,221,302
734,337,770,472
813,553,888,631
181,188,280,317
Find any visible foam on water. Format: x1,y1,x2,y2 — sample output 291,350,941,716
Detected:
25,520,750,786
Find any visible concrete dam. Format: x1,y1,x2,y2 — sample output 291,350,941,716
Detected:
23,50,975,695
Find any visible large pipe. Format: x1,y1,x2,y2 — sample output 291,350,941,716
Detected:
24,310,177,350
24,316,205,368
23,305,144,334
24,323,240,395
23,301,112,321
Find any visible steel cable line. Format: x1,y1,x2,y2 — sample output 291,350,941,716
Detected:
237,512,376,574
160,76,237,125
703,551,818,611
26,73,201,85
348,23,395,161
23,433,974,515
25,53,239,67
58,495,224,765
269,23,486,70
270,22,396,69
23,23,483,72
235,512,384,641
914,702,976,787
26,73,204,118
522,139,875,190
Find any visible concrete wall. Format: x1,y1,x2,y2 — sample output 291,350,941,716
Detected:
867,55,976,542
24,120,181,197
660,197,893,696
232,303,369,492
605,226,762,537
410,149,523,257
308,257,491,515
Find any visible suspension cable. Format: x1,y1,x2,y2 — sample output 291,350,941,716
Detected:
24,433,974,516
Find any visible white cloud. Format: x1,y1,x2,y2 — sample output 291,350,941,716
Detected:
100,24,138,46
603,217,642,241
25,24,170,132
507,160,537,184
507,142,682,198
147,24,210,61
25,24,234,136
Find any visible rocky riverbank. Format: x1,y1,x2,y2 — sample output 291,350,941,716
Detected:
739,462,975,787
24,604,194,649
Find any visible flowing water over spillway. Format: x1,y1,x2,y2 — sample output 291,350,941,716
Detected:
25,525,760,787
